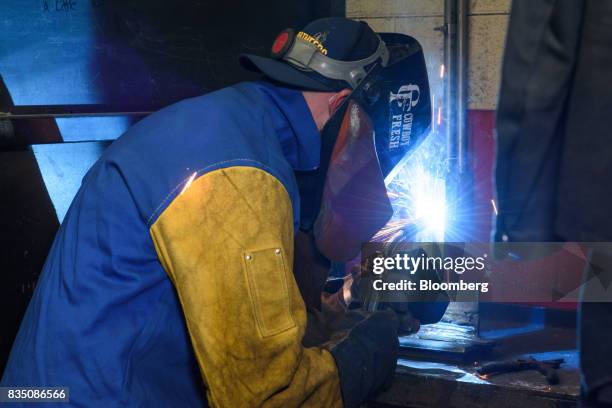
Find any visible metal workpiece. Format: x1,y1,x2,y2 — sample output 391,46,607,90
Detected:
366,310,579,408
442,0,473,244
444,0,457,174
456,0,468,175
443,0,469,175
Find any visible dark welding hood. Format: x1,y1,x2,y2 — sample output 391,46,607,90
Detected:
309,32,432,261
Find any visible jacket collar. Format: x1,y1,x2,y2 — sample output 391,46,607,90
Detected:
254,80,321,171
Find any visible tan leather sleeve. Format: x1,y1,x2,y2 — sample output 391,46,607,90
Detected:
150,166,343,408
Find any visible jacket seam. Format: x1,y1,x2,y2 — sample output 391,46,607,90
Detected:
146,159,277,227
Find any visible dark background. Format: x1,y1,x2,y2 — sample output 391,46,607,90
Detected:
0,0,344,373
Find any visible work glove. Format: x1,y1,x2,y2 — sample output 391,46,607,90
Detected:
326,309,400,408
339,262,422,335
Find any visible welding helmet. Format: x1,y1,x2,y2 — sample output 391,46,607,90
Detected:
241,19,431,261
314,33,432,260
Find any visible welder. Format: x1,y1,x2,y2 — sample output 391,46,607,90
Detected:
1,17,431,407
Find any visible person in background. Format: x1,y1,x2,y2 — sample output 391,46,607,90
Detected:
495,1,612,406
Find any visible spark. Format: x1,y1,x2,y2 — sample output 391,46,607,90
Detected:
180,171,197,195
490,199,498,215
413,171,447,241
375,65,452,244
373,218,414,241
431,98,435,128
383,160,448,242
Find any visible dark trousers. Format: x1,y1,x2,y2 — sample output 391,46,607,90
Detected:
497,1,612,404
580,248,612,406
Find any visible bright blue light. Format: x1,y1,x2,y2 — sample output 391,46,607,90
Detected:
379,124,450,243
413,168,447,241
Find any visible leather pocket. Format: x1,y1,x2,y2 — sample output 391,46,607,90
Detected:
244,247,296,338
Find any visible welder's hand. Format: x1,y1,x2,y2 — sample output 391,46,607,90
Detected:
326,309,399,408
394,309,420,336
339,263,420,336
340,263,362,307
339,250,386,308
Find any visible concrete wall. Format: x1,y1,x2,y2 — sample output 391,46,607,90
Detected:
346,0,510,110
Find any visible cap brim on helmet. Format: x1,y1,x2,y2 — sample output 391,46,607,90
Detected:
239,54,337,92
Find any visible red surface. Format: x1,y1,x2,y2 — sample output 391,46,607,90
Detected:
467,110,496,242
467,110,578,310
